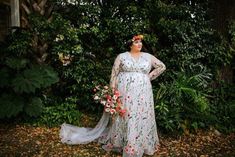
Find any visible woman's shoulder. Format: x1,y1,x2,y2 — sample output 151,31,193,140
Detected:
142,52,153,57
116,52,128,58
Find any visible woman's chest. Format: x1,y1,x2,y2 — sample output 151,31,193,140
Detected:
120,53,151,72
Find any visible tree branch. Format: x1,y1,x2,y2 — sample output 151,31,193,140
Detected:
39,0,48,8
21,3,31,14
32,2,41,12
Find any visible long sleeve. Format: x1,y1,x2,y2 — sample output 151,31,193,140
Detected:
148,55,166,81
110,55,121,89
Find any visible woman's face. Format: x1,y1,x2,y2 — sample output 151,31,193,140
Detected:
130,40,142,52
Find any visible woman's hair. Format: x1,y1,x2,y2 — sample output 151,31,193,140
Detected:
126,39,133,50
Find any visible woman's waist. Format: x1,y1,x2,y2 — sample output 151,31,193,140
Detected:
119,71,148,75
117,71,151,84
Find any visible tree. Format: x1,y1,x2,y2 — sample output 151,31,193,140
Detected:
0,0,81,118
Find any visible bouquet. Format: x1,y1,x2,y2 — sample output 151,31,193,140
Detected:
93,85,126,117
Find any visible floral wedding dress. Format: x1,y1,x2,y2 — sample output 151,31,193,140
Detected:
60,52,166,157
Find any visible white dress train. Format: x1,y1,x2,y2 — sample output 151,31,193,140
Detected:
60,112,110,144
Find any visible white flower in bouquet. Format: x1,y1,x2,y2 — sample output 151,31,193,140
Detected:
111,103,115,108
101,100,106,105
113,95,117,100
105,103,111,108
105,108,110,112
94,95,99,100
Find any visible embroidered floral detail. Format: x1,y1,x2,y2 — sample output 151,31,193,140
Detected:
124,144,135,155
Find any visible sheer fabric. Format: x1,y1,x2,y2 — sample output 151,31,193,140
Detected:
60,112,110,144
59,52,166,157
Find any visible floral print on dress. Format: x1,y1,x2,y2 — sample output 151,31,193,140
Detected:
103,52,166,157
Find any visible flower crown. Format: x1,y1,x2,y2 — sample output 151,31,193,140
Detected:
131,35,144,42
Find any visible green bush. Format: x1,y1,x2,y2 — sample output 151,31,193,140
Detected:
0,30,59,118
154,68,215,133
39,99,82,127
210,81,235,133
53,55,108,111
0,12,81,118
55,0,234,133
208,21,235,133
0,48,59,118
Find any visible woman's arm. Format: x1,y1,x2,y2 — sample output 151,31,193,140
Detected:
110,55,121,89
148,55,166,81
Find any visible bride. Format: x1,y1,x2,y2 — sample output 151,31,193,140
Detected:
60,34,166,157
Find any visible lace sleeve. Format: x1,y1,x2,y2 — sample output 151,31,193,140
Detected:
148,54,166,81
110,55,121,89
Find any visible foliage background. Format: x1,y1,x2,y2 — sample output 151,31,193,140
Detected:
0,0,234,132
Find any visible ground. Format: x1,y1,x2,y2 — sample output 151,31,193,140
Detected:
0,113,234,157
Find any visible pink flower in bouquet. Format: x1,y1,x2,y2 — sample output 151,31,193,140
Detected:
110,109,116,115
114,90,120,97
119,109,126,117
106,94,112,101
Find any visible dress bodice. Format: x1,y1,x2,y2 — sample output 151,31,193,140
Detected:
119,52,151,74
110,51,166,89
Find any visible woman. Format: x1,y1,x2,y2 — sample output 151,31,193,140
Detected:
60,35,166,157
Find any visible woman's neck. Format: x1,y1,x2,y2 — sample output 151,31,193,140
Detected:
130,50,141,54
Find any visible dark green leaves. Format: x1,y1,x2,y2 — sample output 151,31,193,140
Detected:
6,58,29,70
12,65,59,94
24,97,43,117
0,94,24,118
0,68,10,88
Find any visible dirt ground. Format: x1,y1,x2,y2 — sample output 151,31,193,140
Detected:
0,115,234,157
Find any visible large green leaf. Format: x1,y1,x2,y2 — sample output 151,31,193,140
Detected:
0,94,24,118
40,65,59,88
24,97,43,117
12,65,59,93
12,72,41,93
